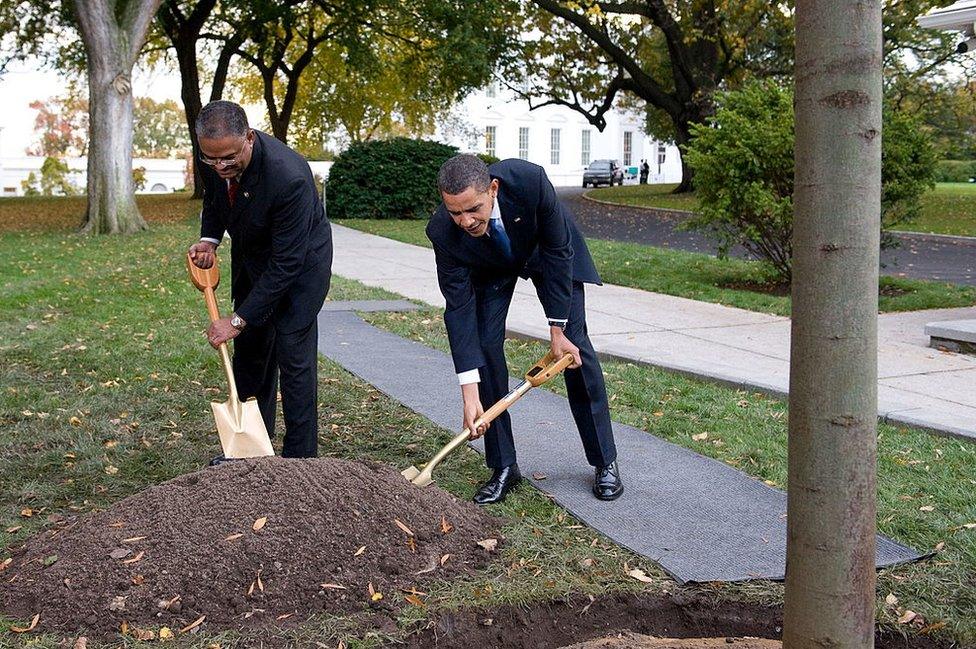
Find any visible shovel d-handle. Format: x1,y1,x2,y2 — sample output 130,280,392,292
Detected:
186,252,220,292
524,351,575,387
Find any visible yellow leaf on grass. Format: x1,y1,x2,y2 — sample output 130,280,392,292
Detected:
104,465,119,475
20,508,33,518
394,518,414,537
180,615,206,633
159,627,174,640
692,432,708,442
10,613,39,633
627,567,654,584
252,517,267,531
69,416,82,426
404,594,425,607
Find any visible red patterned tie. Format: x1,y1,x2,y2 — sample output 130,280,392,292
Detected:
227,178,240,207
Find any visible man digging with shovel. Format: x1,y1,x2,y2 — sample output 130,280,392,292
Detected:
427,154,624,505
187,100,333,460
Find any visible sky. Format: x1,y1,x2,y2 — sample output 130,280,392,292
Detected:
0,60,183,158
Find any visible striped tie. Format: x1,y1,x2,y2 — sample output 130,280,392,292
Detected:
488,218,514,263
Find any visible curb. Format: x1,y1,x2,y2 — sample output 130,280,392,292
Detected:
889,229,976,243
579,192,697,217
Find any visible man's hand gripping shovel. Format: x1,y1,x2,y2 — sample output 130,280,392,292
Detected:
401,351,574,487
186,253,274,459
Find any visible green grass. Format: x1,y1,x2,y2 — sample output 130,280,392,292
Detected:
362,307,976,645
336,219,976,317
584,182,976,238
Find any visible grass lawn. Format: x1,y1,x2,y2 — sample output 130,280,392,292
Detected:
585,182,976,238
1,197,973,645
336,218,976,317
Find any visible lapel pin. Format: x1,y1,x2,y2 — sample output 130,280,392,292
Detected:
514,217,521,222
243,191,250,198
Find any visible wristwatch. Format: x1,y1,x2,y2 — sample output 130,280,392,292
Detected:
548,319,567,331
230,313,246,330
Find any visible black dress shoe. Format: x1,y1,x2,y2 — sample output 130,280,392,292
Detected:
473,464,522,505
208,455,236,467
593,460,624,501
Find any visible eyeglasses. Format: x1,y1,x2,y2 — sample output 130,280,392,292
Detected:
199,136,250,168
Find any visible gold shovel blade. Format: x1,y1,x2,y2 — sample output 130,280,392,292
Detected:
211,397,275,459
400,464,433,487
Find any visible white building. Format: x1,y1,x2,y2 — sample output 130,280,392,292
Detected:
0,155,187,197
436,82,683,187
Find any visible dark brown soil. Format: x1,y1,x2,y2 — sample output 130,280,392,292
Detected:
717,281,791,297
396,593,955,649
0,457,502,637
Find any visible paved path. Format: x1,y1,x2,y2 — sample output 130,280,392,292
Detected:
559,187,976,286
331,223,976,442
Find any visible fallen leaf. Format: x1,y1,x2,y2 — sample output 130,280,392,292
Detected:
885,593,898,607
320,583,347,590
224,533,244,542
919,505,934,512
130,627,155,641
898,610,918,624
627,567,654,584
653,411,664,417
440,554,451,566
440,515,453,534
108,596,126,612
252,517,267,531
404,594,425,607
371,592,383,602
159,627,174,640
131,575,145,585
122,536,146,543
42,554,58,566
20,508,33,518
104,465,119,475
110,548,131,560
921,621,947,634
692,432,708,441
477,538,498,552
276,612,294,621
256,572,264,592
0,558,12,572
247,581,255,597
935,541,945,552
122,551,145,564
354,545,366,557
10,613,39,633
531,472,548,480
394,518,414,536
6,526,22,533
962,522,976,529
73,637,88,649
180,615,206,633
108,521,124,528
69,416,82,426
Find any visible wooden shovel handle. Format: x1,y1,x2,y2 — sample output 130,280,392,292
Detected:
186,252,220,292
524,351,575,387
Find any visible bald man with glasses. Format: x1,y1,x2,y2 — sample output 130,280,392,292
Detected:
187,100,333,460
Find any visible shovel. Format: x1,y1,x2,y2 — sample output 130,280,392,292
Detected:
186,253,275,459
401,351,575,487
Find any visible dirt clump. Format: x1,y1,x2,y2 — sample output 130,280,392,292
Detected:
0,457,502,636
559,634,781,649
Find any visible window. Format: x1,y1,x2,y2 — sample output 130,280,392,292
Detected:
623,131,633,166
657,143,667,165
486,81,498,98
485,126,496,157
550,128,561,165
581,129,591,166
518,127,530,160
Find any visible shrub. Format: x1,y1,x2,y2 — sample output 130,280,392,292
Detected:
934,159,976,183
478,153,501,165
326,137,458,219
683,80,937,281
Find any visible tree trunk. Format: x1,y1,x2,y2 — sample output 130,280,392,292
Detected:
672,123,695,194
74,0,162,234
784,1,882,648
174,41,205,199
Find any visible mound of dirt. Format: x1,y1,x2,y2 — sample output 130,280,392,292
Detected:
560,634,781,649
0,457,502,636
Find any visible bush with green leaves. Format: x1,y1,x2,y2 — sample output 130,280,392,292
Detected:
326,137,458,219
683,80,937,281
934,159,976,183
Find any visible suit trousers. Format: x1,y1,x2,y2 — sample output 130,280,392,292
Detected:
232,318,319,458
475,275,617,469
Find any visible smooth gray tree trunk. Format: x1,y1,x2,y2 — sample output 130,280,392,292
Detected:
73,0,161,234
785,2,882,648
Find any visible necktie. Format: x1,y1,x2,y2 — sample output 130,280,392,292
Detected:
488,218,514,264
227,178,240,207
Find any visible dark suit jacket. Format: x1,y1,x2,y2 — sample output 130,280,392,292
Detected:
426,158,601,373
200,130,332,334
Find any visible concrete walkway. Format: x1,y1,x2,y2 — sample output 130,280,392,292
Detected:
331,224,976,441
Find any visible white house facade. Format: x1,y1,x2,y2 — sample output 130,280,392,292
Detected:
436,83,683,187
0,156,187,197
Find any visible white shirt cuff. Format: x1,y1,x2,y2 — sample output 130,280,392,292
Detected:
457,369,481,385
200,237,221,246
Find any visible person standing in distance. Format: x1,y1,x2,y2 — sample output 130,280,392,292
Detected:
426,154,623,505
187,100,332,459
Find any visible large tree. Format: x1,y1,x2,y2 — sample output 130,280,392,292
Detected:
785,0,882,647
73,0,162,234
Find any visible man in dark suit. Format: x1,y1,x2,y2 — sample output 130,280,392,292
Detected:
427,154,623,505
187,100,332,459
